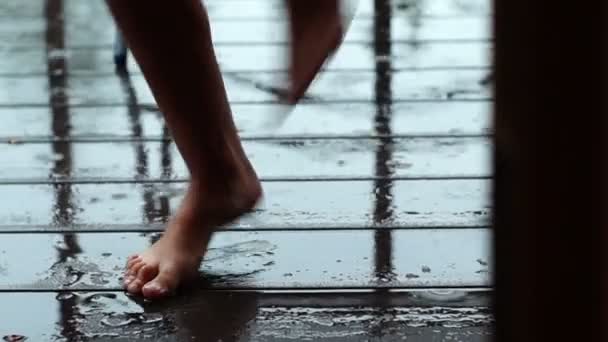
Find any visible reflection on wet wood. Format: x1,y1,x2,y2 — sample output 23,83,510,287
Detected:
0,291,493,341
45,0,85,340
0,230,491,290
372,0,397,288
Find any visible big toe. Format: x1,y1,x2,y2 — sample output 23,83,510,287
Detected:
142,269,179,298
127,278,144,294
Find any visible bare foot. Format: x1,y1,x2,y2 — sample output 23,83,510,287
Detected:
123,163,261,298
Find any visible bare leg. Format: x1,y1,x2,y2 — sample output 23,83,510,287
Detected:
286,0,343,104
106,0,262,298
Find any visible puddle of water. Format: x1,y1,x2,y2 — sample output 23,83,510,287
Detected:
202,240,278,283
60,292,176,340
252,306,492,340
2,335,27,342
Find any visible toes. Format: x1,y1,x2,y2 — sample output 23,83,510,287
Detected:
124,260,142,281
123,275,135,288
129,260,146,277
126,256,142,269
142,270,179,298
137,264,158,284
124,259,159,294
127,279,144,294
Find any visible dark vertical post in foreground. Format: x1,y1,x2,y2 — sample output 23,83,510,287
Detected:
493,0,608,341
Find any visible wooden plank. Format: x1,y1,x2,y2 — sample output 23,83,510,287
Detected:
0,138,490,180
0,15,489,47
203,0,491,18
69,17,489,46
0,1,43,17
0,102,492,138
0,291,492,342
0,229,490,290
0,0,491,19
0,69,491,106
0,180,490,228
0,41,490,75
0,17,44,47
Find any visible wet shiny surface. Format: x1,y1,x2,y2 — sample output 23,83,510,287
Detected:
0,138,491,179
1,291,492,341
0,230,490,290
3,6,490,47
0,69,490,106
0,102,491,138
0,42,491,75
0,180,490,228
0,0,493,340
0,0,491,18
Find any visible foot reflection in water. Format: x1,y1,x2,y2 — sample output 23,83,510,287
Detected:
52,288,259,341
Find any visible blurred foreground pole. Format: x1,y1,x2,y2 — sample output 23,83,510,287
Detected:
493,0,608,341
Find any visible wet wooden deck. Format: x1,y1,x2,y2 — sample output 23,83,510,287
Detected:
0,0,493,340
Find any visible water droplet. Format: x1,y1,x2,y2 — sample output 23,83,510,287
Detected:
101,316,137,327
7,139,22,145
56,292,75,301
311,317,335,327
48,48,69,59
405,273,420,279
141,313,164,324
375,55,391,63
283,273,293,277
101,252,112,257
421,265,431,273
3,335,27,342
476,258,488,266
